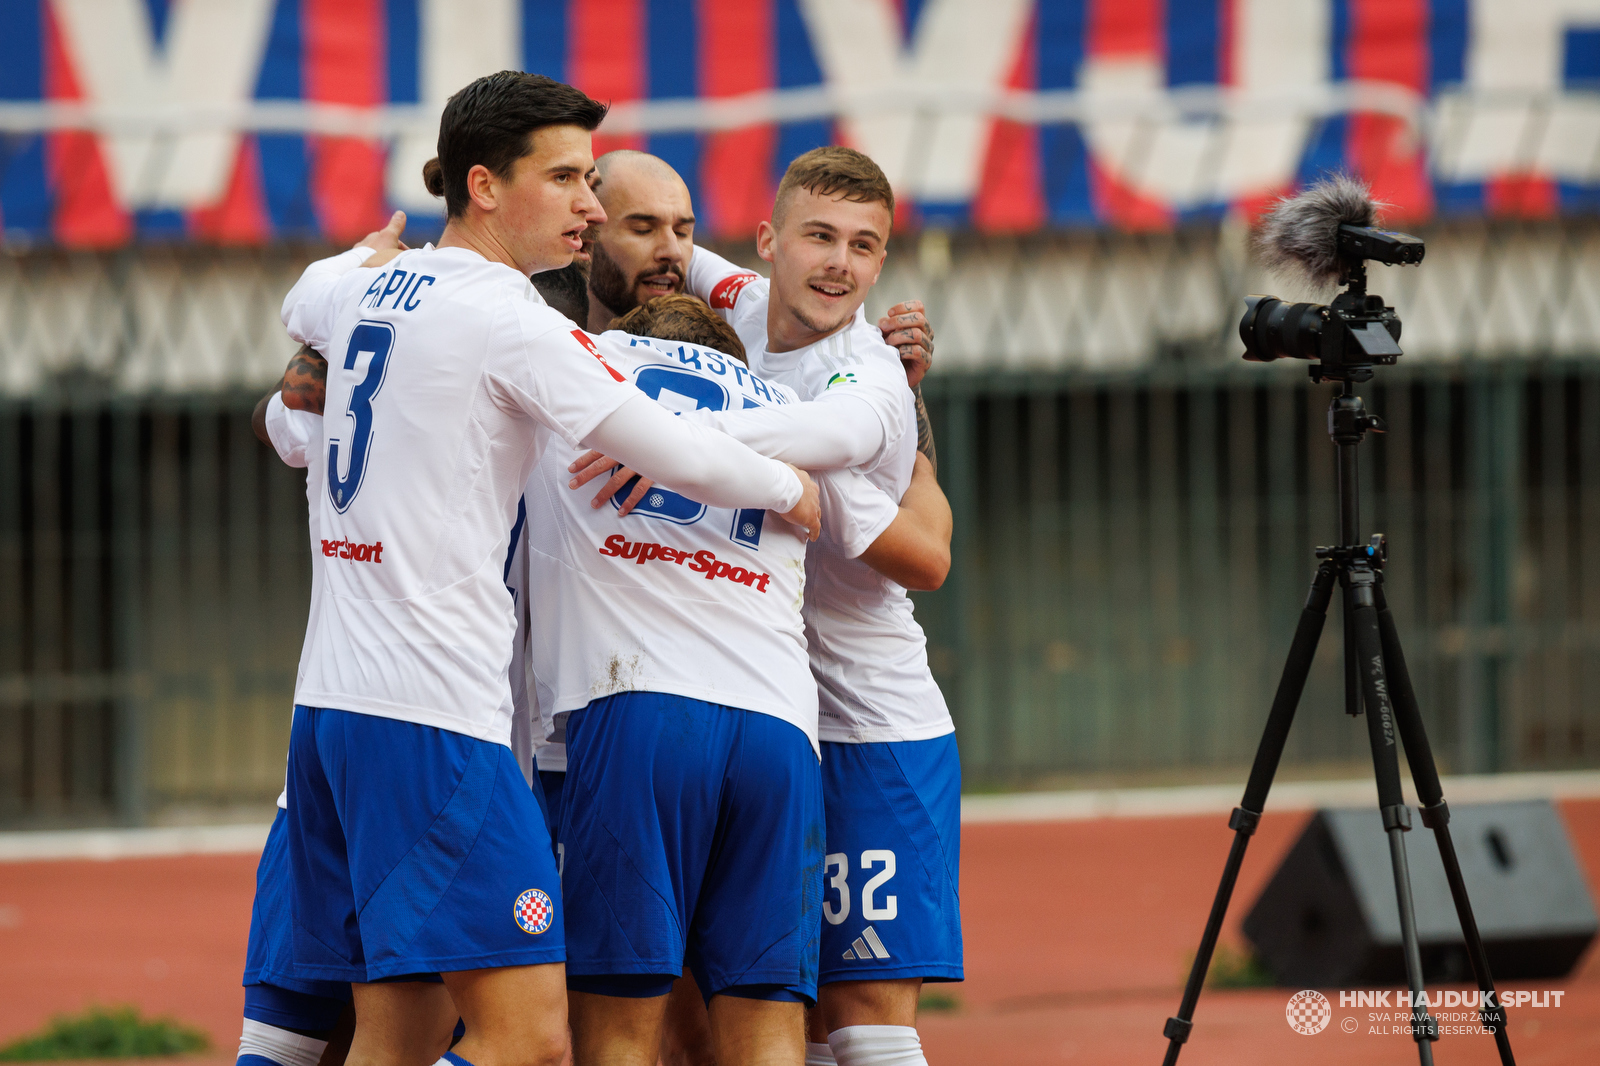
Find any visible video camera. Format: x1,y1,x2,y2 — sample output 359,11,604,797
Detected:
1239,224,1425,384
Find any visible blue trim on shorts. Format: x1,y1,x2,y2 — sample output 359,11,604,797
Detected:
242,981,347,1033
566,973,677,999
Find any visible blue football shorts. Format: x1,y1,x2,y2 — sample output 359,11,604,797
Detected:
559,692,823,1004
818,733,964,985
242,807,350,1030
285,706,564,982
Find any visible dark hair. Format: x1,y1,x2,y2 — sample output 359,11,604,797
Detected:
425,71,608,218
531,262,590,325
609,295,747,364
774,146,894,227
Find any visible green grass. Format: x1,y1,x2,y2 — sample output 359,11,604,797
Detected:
0,1007,209,1062
918,989,962,1014
1200,944,1276,989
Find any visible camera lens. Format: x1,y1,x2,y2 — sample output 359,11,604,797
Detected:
1240,296,1326,362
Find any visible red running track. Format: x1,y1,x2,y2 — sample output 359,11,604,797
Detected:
2,802,1597,1064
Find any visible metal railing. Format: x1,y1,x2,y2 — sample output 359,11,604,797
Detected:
919,359,1600,788
0,396,311,826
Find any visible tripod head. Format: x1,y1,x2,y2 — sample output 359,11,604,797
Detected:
1328,387,1386,445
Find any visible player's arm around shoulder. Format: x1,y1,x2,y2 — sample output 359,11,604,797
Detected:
279,211,407,349
857,453,952,591
685,242,766,317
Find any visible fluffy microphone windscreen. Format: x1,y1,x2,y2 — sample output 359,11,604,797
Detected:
1254,174,1384,291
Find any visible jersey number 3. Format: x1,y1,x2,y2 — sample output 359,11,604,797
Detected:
328,321,395,513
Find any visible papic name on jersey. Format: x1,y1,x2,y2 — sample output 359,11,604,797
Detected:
599,534,771,592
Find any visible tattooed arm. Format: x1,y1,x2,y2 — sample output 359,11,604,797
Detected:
280,344,328,412
251,344,328,445
911,384,937,479
877,299,938,477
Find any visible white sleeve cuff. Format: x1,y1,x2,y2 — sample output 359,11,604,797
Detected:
263,393,317,468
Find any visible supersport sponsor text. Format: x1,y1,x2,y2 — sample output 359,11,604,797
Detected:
599,534,772,592
320,537,384,563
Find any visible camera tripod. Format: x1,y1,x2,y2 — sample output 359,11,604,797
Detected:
1160,378,1515,1066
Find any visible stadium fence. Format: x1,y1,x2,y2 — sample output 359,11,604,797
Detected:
4,356,1600,824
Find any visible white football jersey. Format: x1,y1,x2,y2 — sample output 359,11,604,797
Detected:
688,247,954,743
267,397,542,787
523,331,821,753
263,393,323,810
280,244,650,745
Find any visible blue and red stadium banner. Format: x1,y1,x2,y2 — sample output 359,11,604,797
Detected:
0,0,1597,248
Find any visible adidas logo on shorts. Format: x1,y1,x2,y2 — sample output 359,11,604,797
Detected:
840,925,891,961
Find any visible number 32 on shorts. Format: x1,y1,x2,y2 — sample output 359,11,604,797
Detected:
823,850,896,925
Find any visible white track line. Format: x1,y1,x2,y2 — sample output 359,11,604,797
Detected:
0,823,271,863
959,770,1600,824
4,772,1600,861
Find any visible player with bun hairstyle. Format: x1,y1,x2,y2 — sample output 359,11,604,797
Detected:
276,70,819,1066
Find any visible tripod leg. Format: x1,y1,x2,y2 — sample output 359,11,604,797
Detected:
1375,581,1517,1065
1343,588,1363,717
1349,578,1439,1065
1160,561,1337,1066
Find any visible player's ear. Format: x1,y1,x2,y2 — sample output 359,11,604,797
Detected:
756,220,777,264
466,163,498,212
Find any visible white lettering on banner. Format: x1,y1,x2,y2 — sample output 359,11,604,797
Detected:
386,0,520,213
798,0,1035,204
1433,0,1600,181
1078,0,1329,208
51,0,276,209
35,0,1600,216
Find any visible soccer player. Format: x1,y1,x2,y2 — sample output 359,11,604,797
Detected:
551,296,948,1066
563,148,956,1066
681,148,959,1066
580,151,693,331
276,70,817,1066
516,285,934,1066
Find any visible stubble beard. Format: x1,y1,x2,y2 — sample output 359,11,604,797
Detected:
787,283,856,339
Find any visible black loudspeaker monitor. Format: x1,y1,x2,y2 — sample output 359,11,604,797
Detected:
1242,800,1598,987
